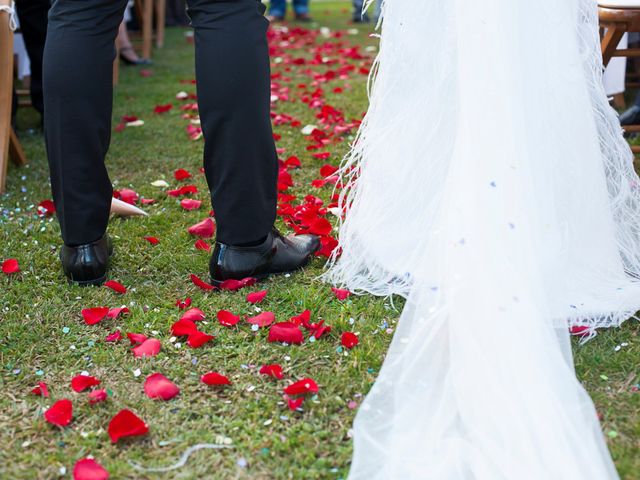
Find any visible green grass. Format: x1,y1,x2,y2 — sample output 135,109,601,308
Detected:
1,3,639,478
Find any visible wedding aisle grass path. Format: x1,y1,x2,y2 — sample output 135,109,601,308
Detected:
1,4,639,478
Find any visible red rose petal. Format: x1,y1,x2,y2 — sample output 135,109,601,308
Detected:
104,280,127,294
81,307,109,325
331,287,351,301
106,307,130,319
71,375,101,393
247,311,276,327
108,409,148,443
570,325,592,338
201,372,231,386
180,307,206,322
290,310,312,327
144,373,180,401
171,318,198,337
286,395,304,411
319,164,339,177
154,103,173,114
186,330,215,348
114,188,139,205
44,399,73,427
188,217,215,238
88,389,108,405
174,168,192,181
283,378,318,396
284,156,301,168
105,330,122,342
219,278,248,291
217,310,240,327
73,458,109,480
341,331,359,349
246,290,268,304
31,382,49,397
308,217,333,236
127,332,148,345
132,338,161,358
37,199,56,217
144,236,160,245
180,198,202,210
268,322,304,344
2,258,20,275
190,274,216,291
176,297,192,309
194,239,211,252
309,320,332,339
259,364,284,380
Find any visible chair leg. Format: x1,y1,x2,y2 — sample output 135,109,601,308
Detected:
155,0,165,49
0,2,14,194
601,26,626,68
9,128,26,166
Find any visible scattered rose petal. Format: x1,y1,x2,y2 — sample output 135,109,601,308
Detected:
181,308,206,322
181,198,202,210
190,274,216,291
247,311,276,328
144,236,160,245
132,339,161,358
37,199,56,217
2,258,20,275
259,364,284,380
107,307,130,319
44,399,73,427
331,287,351,300
341,331,359,349
82,307,109,325
247,290,268,304
127,333,148,345
201,372,231,386
154,104,173,114
194,239,211,252
71,375,101,393
88,389,108,405
286,395,304,411
176,297,192,309
73,458,109,480
104,280,127,294
217,310,240,327
171,318,198,337
174,168,192,180
105,330,122,342
108,409,149,443
284,378,318,396
570,326,592,338
268,322,304,344
188,218,216,238
144,373,180,401
187,330,215,348
31,382,49,397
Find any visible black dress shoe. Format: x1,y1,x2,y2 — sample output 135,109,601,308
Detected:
60,234,113,286
619,105,640,126
210,229,320,285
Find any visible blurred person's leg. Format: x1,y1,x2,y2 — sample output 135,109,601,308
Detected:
268,0,286,19
15,0,49,118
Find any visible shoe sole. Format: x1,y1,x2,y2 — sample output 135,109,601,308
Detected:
210,253,315,288
68,274,108,287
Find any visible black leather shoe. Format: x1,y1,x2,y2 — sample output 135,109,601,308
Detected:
60,234,113,286
210,229,320,285
620,105,640,126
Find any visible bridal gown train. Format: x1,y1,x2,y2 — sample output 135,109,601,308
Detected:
325,1,640,479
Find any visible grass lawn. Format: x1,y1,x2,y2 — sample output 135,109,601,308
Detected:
1,2,638,478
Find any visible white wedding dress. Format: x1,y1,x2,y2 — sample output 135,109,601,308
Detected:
325,1,640,479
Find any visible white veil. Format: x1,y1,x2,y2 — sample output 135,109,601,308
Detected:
325,1,640,478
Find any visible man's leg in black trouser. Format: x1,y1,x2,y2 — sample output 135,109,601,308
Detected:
188,0,278,246
15,0,50,117
43,0,128,246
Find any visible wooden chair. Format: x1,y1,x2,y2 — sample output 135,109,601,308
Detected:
599,1,640,153
0,0,27,194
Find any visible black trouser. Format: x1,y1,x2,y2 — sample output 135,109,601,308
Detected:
43,0,278,247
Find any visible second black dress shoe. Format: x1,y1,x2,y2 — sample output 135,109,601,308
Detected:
210,229,320,285
60,234,113,286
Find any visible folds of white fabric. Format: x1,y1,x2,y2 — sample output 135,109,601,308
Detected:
326,0,640,478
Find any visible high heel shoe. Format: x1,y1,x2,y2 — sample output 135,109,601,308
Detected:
119,46,152,66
